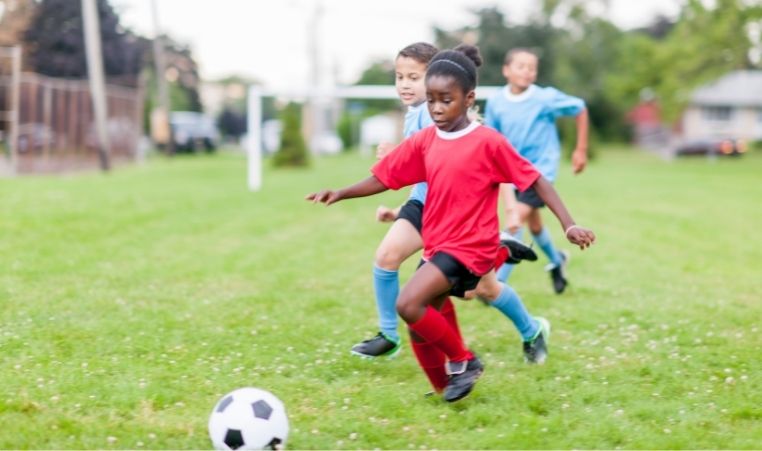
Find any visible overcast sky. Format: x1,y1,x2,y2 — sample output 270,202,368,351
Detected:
111,0,683,89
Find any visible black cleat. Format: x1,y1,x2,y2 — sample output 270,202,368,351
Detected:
523,317,551,364
546,250,569,294
500,231,538,265
350,332,401,359
443,355,484,402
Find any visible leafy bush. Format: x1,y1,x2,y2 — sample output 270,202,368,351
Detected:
273,103,309,167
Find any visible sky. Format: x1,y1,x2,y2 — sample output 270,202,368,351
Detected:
111,0,683,90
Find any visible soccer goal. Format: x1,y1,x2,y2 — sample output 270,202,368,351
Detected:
246,84,501,191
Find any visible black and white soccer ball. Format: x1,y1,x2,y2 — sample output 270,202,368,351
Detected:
209,387,289,450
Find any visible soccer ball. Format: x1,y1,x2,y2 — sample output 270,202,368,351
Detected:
208,387,289,450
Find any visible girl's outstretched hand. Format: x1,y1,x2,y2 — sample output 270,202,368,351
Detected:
565,225,595,250
305,189,342,205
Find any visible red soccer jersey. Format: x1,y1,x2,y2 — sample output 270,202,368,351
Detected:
372,122,540,275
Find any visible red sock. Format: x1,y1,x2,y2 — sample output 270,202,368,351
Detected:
409,306,472,363
439,297,462,341
410,339,447,392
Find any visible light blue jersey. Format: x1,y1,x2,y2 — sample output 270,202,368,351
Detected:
485,84,585,182
403,102,433,204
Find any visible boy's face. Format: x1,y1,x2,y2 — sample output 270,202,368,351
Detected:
426,75,475,132
395,56,427,106
502,51,538,89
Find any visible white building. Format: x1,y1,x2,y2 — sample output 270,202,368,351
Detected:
681,70,762,142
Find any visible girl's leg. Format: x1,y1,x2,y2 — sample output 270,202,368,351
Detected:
528,209,562,266
353,219,422,358
496,202,532,283
475,270,550,364
528,209,569,294
408,293,451,394
474,270,539,341
496,228,524,282
396,263,471,363
438,297,462,341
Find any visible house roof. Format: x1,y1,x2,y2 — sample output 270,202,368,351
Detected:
691,70,762,107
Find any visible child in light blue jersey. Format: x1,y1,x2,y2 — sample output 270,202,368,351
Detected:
350,42,440,360
485,48,589,294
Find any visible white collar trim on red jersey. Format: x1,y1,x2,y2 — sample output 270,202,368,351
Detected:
503,84,537,102
435,121,481,140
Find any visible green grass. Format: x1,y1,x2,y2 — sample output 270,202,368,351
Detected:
1,148,760,449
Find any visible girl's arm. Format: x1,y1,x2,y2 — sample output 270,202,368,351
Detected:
571,108,589,175
531,177,595,249
306,176,388,206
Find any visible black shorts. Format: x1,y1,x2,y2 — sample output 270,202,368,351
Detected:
515,186,545,209
418,251,481,298
396,199,424,233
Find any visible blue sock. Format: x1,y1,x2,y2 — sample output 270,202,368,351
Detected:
496,228,524,283
533,227,562,266
488,284,538,341
373,265,400,343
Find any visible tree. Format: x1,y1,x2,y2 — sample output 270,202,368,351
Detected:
434,7,559,87
608,0,762,122
273,103,309,167
352,60,398,111
23,0,143,85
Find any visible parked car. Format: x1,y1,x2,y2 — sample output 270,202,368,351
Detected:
169,112,219,152
674,138,747,157
17,123,55,153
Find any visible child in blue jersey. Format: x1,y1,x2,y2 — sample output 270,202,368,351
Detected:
350,42,440,360
485,48,589,294
353,44,552,379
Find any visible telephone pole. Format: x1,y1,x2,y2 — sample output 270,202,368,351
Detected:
81,0,111,171
151,0,173,154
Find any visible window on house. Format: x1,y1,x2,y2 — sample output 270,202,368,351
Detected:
701,106,733,121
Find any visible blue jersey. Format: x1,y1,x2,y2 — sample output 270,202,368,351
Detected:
403,102,433,203
485,84,585,182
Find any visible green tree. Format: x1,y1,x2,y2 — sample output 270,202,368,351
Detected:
608,0,762,123
434,7,559,86
273,103,309,167
23,0,143,84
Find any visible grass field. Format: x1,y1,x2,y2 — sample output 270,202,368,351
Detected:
1,148,760,449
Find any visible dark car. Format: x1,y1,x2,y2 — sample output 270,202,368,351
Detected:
169,112,219,152
675,138,747,157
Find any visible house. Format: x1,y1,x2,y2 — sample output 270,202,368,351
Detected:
681,70,762,142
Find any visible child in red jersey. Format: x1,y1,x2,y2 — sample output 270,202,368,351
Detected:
307,44,595,402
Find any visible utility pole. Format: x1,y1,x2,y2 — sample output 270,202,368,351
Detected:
81,0,111,171
2,45,21,175
151,0,173,154
307,1,324,152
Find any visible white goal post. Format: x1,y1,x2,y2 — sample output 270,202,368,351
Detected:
246,85,501,191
